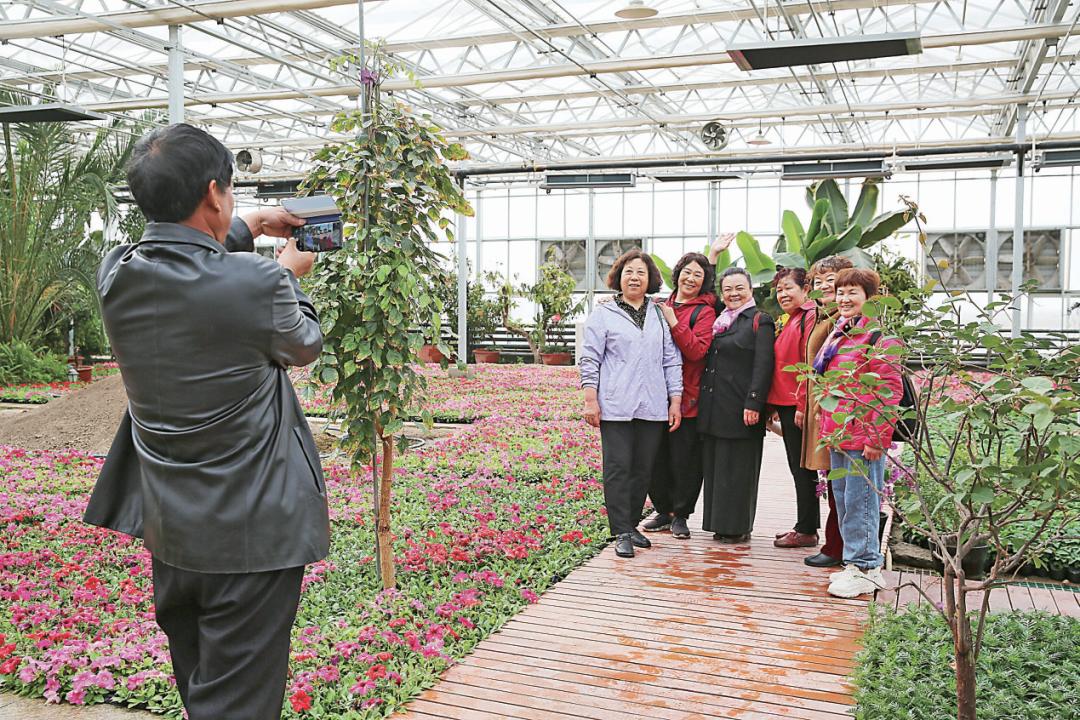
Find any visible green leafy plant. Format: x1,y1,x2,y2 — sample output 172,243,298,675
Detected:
302,58,472,589
0,340,68,385
496,251,583,363
854,606,1079,720
752,178,916,273
0,101,137,346
805,197,1078,720
434,263,503,353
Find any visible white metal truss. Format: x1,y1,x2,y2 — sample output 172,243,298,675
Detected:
2,0,1079,173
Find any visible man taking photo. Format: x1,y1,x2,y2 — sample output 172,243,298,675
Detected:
84,123,330,720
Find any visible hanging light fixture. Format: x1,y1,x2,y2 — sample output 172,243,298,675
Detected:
747,121,771,146
615,1,658,20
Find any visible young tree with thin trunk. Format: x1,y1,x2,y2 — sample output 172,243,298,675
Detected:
302,61,471,590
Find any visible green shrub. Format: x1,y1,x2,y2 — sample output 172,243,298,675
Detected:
0,340,69,385
854,605,1080,720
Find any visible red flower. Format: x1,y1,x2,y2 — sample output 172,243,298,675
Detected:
367,664,387,680
0,656,20,675
289,689,312,712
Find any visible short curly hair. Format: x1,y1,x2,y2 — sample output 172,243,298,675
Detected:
671,252,715,298
606,248,663,294
834,267,881,298
772,266,808,289
808,255,854,284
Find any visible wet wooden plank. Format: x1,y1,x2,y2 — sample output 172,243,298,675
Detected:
394,436,869,719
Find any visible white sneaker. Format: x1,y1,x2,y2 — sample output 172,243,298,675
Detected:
830,564,859,580
828,566,885,598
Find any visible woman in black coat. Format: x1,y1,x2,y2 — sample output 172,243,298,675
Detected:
697,267,775,542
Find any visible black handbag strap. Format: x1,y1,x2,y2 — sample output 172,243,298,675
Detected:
688,304,704,329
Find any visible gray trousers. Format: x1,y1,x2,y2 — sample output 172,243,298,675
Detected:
152,558,304,720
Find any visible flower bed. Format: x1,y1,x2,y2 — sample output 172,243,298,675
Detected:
0,367,607,718
292,364,582,422
853,605,1079,719
0,364,120,405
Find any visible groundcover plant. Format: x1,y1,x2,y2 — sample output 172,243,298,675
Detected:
0,367,607,718
853,605,1079,720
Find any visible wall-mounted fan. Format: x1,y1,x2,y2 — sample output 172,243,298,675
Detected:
700,121,729,151
236,149,263,174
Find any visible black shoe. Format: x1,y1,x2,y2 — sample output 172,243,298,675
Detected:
804,552,843,568
629,530,652,548
671,517,690,539
713,533,751,544
642,513,672,532
615,533,635,558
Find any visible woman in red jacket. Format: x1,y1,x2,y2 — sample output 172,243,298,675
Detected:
642,252,717,539
766,267,821,549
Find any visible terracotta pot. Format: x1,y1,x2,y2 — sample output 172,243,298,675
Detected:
418,344,446,364
76,366,93,383
473,349,501,364
540,352,572,366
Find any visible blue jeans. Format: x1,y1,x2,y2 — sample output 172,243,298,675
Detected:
829,449,885,570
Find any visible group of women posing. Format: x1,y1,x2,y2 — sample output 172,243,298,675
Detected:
579,240,902,599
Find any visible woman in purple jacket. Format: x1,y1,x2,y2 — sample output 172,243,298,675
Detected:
580,249,683,559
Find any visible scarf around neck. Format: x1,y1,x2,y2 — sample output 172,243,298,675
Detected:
712,297,756,336
812,314,870,374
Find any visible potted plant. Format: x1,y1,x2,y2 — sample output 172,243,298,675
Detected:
418,344,446,364
473,347,501,364
470,271,504,363
497,252,583,363
539,344,572,366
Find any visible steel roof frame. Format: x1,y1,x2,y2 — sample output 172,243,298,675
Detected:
2,0,1077,172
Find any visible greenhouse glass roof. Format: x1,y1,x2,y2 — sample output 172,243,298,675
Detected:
2,0,1078,178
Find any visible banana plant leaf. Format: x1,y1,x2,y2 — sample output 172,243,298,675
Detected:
735,231,776,275
772,251,808,270
838,246,876,268
860,209,914,247
850,180,880,230
751,269,778,286
805,232,838,262
814,179,849,236
651,253,674,290
805,199,829,247
832,223,863,254
715,248,733,273
781,210,805,255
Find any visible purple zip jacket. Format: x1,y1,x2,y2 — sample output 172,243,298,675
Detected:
579,299,683,422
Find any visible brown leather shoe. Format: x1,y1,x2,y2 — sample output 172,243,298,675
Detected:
775,527,795,538
774,531,819,548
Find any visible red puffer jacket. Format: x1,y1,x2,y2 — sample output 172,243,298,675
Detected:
818,316,904,451
664,293,717,418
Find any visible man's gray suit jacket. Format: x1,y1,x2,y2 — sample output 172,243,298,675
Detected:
83,218,331,574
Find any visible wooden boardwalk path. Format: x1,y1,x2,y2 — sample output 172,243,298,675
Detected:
877,569,1080,618
398,435,868,720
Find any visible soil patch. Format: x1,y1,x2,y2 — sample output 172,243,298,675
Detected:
0,378,469,456
0,374,127,455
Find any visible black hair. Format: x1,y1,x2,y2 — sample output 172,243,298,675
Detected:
671,252,716,298
606,248,663,294
126,123,234,223
720,266,752,286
